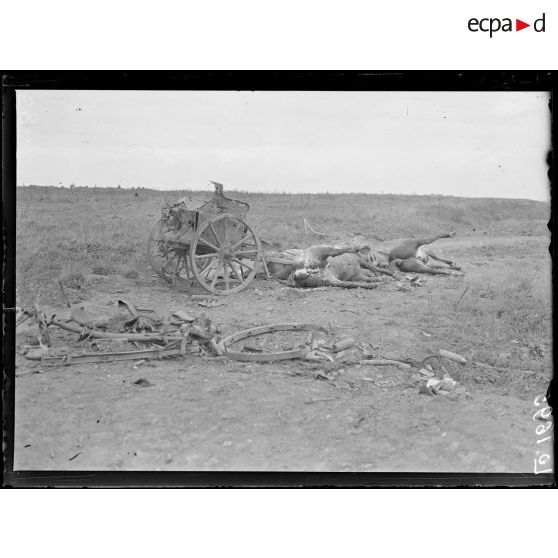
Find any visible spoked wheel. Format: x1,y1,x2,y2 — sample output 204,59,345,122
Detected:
190,213,262,295
147,218,190,282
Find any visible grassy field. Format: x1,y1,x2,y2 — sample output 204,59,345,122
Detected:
14,186,553,471
16,186,551,372
15,185,553,390
16,185,549,303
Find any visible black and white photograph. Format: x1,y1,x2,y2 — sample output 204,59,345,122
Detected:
5,76,554,480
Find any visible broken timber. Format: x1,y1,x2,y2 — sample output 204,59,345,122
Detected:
358,359,412,370
29,344,201,366
50,318,184,342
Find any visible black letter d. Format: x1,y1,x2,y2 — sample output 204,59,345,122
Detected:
534,13,545,32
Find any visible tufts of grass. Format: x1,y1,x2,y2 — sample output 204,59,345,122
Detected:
92,264,115,276
16,185,549,305
120,265,139,279
454,270,550,342
419,263,551,399
58,262,88,290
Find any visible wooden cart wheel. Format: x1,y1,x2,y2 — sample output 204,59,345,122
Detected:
190,213,262,295
147,218,189,282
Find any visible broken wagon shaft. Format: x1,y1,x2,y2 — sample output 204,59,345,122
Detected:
219,323,329,362
32,344,201,366
61,304,208,341
358,359,412,370
50,317,185,342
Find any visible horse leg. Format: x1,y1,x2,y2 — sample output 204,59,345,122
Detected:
413,233,452,248
428,251,459,268
358,270,382,282
327,279,379,289
359,258,396,277
397,258,451,275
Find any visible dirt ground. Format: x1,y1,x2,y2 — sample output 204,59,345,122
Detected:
14,234,553,473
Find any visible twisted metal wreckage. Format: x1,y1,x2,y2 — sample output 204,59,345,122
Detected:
16,182,467,393
17,299,470,398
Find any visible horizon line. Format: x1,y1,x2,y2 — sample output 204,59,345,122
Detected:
16,184,549,203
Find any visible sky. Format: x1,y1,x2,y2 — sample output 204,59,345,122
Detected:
16,90,551,201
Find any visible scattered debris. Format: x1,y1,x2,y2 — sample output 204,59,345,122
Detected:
198,299,226,308
409,275,426,287
24,346,50,361
19,303,215,367
153,301,172,322
332,337,355,353
314,350,335,362
208,338,224,357
438,349,467,365
18,302,474,398
358,359,412,370
419,376,468,397
124,314,159,333
332,379,358,391
173,310,195,322
314,370,337,380
421,355,442,371
116,299,139,317
132,359,147,369
50,316,173,342
334,350,350,362
396,281,412,292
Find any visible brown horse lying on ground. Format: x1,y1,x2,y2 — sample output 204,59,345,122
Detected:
262,239,392,288
264,239,385,280
388,232,462,274
286,253,382,289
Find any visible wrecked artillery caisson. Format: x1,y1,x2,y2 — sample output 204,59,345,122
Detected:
147,182,263,295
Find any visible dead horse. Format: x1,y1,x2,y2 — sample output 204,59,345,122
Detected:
389,258,452,275
287,254,381,289
388,232,455,261
388,232,460,270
